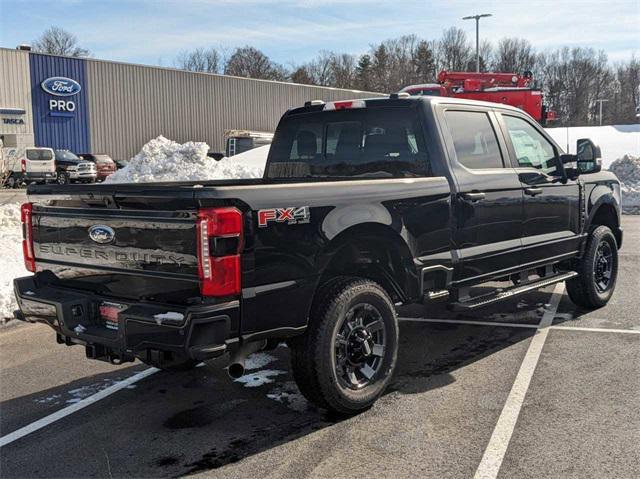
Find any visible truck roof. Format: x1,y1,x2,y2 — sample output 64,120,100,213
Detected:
285,95,529,118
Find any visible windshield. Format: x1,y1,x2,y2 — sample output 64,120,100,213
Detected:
55,150,80,162
92,154,113,162
26,149,54,161
266,107,430,179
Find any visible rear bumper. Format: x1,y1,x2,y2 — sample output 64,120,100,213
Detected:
25,172,56,182
13,275,237,363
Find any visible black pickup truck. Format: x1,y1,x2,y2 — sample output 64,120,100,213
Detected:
14,96,622,414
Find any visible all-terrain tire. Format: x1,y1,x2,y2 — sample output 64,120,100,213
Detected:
290,277,398,415
566,225,618,309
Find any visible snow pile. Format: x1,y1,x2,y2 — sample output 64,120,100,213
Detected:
545,125,640,169
106,136,268,184
0,203,28,321
609,155,640,214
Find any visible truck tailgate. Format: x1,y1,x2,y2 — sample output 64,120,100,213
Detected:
27,184,209,304
34,205,198,278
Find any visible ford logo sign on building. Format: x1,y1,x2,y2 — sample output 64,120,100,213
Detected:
41,77,82,97
88,225,115,244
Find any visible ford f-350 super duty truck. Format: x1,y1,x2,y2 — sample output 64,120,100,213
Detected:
14,96,622,414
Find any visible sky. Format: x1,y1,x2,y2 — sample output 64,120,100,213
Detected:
1,0,639,68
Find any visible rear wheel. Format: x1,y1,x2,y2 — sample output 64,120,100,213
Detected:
57,172,70,185
290,277,398,415
5,174,17,189
566,225,618,309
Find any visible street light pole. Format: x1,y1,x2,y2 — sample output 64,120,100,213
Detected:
462,13,492,72
596,99,609,126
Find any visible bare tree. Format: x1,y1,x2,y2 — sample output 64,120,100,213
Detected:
224,46,286,81
329,53,357,89
32,26,90,57
176,47,221,73
290,65,315,85
436,27,472,71
306,51,335,86
493,38,536,73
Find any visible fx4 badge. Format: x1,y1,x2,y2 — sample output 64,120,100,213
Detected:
258,207,310,227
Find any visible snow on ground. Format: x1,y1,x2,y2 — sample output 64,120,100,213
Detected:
610,155,640,214
545,124,640,169
106,136,268,183
233,369,286,388
243,352,277,370
0,203,28,321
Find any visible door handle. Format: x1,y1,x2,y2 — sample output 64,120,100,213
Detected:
461,192,486,202
524,187,543,196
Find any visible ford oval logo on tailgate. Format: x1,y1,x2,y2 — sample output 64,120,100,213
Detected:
41,77,82,97
88,225,115,244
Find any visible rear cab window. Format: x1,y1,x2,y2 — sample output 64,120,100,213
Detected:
267,106,430,179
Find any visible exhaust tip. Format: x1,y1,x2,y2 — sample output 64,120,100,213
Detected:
227,362,245,379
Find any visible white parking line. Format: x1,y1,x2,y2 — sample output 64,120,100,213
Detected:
398,317,539,329
0,367,158,448
473,283,565,479
550,325,640,335
400,316,640,336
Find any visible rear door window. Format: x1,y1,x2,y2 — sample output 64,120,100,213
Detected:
27,149,53,161
268,107,430,179
445,110,503,169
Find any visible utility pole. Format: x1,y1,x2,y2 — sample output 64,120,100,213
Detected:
595,99,608,126
462,13,492,72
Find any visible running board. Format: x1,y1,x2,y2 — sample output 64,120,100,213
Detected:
450,271,578,311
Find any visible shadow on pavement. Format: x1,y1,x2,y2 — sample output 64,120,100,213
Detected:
1,318,535,478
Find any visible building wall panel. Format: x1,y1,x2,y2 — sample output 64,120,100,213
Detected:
0,48,34,148
29,53,90,152
87,60,382,160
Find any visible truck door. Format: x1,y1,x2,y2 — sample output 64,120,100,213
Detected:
497,113,581,265
440,107,524,284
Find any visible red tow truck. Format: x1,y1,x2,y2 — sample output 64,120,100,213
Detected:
401,70,556,125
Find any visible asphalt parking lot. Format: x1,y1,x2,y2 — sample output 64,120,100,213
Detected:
0,190,638,479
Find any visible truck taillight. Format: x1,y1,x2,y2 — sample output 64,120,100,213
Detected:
21,159,26,173
196,207,243,297
21,203,35,272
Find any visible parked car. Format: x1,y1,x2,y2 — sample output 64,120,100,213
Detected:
1,147,56,188
54,150,97,184
15,96,621,414
224,129,273,157
77,153,117,181
114,159,128,170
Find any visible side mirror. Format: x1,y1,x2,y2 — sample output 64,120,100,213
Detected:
576,138,602,174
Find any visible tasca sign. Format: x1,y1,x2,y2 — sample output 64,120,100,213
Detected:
41,77,81,114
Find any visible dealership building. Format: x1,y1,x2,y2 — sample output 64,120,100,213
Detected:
0,46,378,160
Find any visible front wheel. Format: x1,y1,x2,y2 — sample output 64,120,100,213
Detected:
290,277,398,415
566,225,618,309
